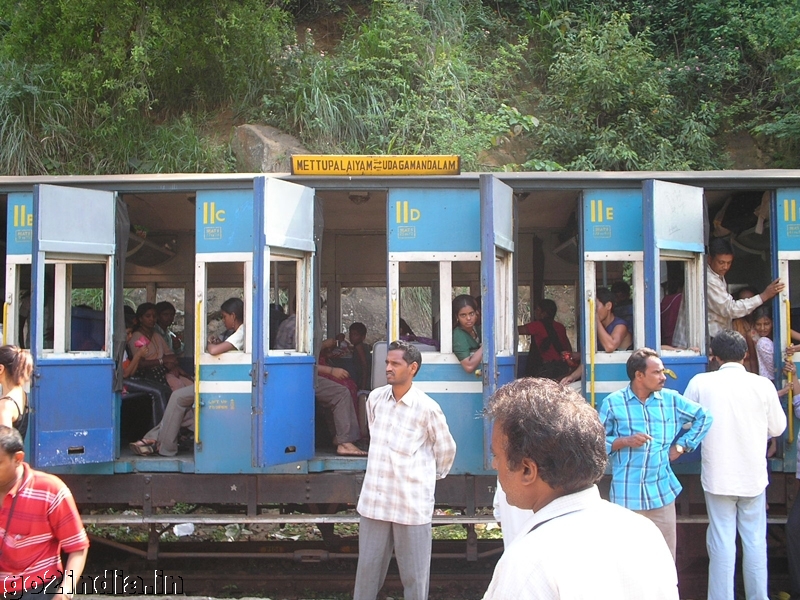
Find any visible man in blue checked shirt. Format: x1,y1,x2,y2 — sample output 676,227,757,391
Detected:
599,347,712,561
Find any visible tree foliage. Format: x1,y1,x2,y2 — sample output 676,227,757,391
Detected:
0,0,798,173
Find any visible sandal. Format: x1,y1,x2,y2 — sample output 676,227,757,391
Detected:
129,440,157,456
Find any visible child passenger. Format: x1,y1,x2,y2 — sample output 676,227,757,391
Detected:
348,322,372,390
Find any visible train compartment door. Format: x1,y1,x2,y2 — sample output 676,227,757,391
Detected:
480,175,515,469
643,180,706,393
581,189,645,409
775,188,800,473
194,188,256,473
255,177,316,467
386,187,487,474
30,184,118,467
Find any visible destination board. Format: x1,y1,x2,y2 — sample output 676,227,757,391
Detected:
291,155,460,176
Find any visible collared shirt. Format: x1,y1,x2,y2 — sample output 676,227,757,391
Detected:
0,464,89,595
706,264,763,338
357,384,456,525
683,362,786,496
599,385,712,510
482,486,678,600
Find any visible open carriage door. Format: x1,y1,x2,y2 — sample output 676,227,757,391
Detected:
31,184,118,467
480,175,515,469
643,180,706,392
775,189,799,458
254,177,316,467
581,189,644,408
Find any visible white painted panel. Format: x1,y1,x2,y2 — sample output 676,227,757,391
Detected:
263,178,315,252
38,184,115,255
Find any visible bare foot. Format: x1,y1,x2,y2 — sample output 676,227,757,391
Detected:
337,442,367,457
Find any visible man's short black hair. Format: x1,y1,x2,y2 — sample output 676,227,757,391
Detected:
596,287,615,308
611,281,630,297
0,426,24,456
626,347,659,382
486,378,607,494
711,329,748,363
388,340,422,375
708,237,734,258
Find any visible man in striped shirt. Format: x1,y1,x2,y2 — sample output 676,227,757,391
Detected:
0,426,89,599
599,347,712,560
353,340,456,600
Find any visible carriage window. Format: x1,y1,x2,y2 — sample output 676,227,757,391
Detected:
205,261,246,353
341,287,386,345
42,260,110,355
592,260,637,353
269,257,310,352
124,288,147,311
660,256,703,354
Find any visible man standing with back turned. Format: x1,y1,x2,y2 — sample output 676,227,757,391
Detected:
599,347,712,560
483,378,678,599
353,340,456,600
683,329,786,600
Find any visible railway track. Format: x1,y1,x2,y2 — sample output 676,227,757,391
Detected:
81,535,791,600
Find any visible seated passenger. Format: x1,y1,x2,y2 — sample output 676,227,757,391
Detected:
560,287,632,385
129,298,244,457
611,281,634,336
128,303,192,391
274,297,296,349
452,294,482,374
122,312,171,425
155,301,184,355
596,286,632,353
348,322,372,391
206,297,245,355
0,346,32,441
518,299,573,381
272,303,365,456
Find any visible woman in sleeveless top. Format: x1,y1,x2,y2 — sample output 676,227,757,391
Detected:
0,345,33,441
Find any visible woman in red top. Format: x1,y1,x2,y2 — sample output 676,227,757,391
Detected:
519,299,573,381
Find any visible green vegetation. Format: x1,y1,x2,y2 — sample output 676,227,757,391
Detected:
1,0,799,173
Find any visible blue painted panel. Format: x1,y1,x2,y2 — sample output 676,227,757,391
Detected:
199,364,252,381
415,363,481,382
260,357,316,465
6,193,33,255
660,355,708,395
592,362,629,381
583,189,643,252
776,189,800,251
196,190,253,253
32,361,116,466
194,393,253,473
430,392,488,474
387,189,480,253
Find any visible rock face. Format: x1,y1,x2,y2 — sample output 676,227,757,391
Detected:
231,124,309,173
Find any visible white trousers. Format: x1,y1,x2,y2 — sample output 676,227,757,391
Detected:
704,490,768,600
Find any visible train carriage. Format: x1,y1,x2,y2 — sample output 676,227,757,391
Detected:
0,166,797,559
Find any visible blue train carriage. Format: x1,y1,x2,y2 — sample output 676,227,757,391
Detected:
581,181,707,471
385,175,516,474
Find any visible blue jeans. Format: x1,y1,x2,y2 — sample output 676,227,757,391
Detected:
704,490,768,600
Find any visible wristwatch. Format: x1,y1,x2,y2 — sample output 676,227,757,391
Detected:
674,444,685,454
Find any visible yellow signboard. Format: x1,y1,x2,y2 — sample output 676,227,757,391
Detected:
291,155,460,176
